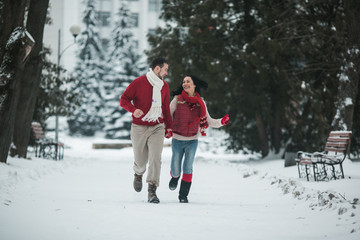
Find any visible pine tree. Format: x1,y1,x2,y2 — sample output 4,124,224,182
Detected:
67,0,106,136
34,50,83,127
103,0,145,139
148,0,292,156
331,0,360,132
147,0,359,157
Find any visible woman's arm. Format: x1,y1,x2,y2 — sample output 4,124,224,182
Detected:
204,101,223,128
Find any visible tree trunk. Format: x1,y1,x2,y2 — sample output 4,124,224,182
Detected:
11,0,49,158
0,0,27,65
331,0,360,131
0,30,34,163
255,109,269,157
272,107,281,154
0,0,28,163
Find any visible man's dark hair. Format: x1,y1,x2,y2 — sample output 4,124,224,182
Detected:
150,57,168,69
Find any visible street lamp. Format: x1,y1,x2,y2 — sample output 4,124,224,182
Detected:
55,25,81,143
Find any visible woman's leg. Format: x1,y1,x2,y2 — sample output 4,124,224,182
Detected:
179,140,198,203
170,139,185,178
182,140,198,177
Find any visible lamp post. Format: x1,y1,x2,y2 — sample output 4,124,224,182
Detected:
55,25,81,143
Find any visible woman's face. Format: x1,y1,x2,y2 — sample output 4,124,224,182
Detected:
182,76,196,96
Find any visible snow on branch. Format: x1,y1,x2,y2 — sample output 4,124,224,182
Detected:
338,47,359,83
0,27,35,90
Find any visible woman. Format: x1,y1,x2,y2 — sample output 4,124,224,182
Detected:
167,75,229,203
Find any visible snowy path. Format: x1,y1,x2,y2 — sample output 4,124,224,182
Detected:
1,144,359,240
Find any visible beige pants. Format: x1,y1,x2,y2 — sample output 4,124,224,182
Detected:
131,123,165,187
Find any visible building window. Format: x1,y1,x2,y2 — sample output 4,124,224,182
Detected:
101,38,110,51
133,40,139,49
130,13,139,27
97,11,111,26
149,0,158,12
148,28,156,36
179,27,189,40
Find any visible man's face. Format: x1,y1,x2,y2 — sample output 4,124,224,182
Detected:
154,63,168,80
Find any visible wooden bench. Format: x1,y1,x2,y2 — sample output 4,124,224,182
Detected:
295,131,352,181
92,143,132,149
91,142,171,149
31,122,64,160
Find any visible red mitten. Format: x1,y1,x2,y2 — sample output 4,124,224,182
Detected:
221,114,229,125
165,129,173,138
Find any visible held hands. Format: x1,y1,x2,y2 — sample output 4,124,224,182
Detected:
165,129,173,138
133,109,144,118
221,114,230,125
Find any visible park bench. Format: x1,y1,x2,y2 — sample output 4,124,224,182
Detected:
31,122,64,160
295,131,352,181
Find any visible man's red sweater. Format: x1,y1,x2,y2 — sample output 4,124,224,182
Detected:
120,75,173,129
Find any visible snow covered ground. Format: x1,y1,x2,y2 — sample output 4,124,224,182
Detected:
0,132,359,240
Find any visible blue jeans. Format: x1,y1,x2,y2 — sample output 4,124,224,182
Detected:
170,138,198,178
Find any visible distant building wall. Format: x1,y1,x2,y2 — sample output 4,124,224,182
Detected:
43,0,163,72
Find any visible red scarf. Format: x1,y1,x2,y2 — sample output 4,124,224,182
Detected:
181,90,209,136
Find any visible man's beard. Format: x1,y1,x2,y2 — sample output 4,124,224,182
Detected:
156,72,163,80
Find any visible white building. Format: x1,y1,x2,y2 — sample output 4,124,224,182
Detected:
43,0,164,72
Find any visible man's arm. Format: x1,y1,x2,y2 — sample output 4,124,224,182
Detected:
169,96,177,119
162,82,173,130
120,81,137,114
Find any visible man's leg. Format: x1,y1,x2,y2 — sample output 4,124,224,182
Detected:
131,124,149,175
130,124,149,192
146,124,165,187
146,124,164,203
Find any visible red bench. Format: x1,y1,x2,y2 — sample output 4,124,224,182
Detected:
295,131,352,181
31,122,64,160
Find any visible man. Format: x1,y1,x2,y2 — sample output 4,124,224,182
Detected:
120,57,173,203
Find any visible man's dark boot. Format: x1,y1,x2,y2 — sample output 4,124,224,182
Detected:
148,183,160,203
169,177,180,190
178,180,192,203
133,174,142,192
